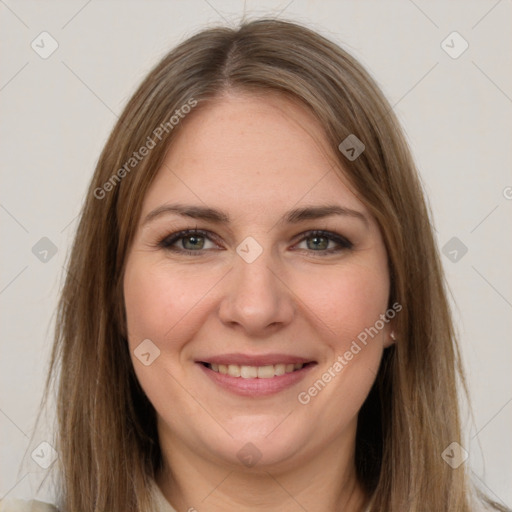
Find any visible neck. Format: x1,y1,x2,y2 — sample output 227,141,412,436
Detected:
156,421,369,512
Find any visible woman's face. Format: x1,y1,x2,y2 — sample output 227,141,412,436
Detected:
123,92,393,472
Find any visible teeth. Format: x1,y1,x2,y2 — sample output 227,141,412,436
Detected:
257,365,274,379
241,366,258,378
208,362,304,378
274,364,286,376
228,364,241,377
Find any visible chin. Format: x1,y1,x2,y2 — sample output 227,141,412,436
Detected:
212,420,313,471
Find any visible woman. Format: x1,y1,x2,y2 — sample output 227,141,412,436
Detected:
2,18,507,512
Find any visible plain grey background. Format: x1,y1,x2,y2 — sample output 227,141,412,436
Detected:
1,0,511,506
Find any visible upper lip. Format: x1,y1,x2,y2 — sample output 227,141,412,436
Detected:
197,353,316,366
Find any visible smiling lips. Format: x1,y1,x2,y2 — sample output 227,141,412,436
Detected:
198,354,317,396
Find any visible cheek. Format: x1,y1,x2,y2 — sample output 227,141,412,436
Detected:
294,261,390,349
123,259,214,348
123,259,216,420
294,264,389,427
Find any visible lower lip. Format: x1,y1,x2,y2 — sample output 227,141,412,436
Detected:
197,363,316,397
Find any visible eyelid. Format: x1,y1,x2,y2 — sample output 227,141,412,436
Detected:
158,228,224,252
292,229,353,252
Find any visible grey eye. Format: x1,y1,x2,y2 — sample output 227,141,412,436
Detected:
181,235,205,250
306,235,330,250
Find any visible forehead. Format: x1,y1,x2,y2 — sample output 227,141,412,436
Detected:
140,92,366,221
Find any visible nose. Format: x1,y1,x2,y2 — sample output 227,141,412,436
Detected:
218,251,295,336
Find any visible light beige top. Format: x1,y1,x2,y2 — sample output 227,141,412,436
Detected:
0,481,373,511
0,480,176,512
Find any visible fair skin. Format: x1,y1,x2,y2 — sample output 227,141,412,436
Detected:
123,91,394,512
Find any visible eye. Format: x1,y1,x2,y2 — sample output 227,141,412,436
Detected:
158,229,221,254
156,228,352,256
294,230,353,254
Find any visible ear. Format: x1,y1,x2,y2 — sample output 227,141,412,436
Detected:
383,328,396,348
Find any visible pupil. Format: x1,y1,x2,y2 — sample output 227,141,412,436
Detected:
308,236,328,250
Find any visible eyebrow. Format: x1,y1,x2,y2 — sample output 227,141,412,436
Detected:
143,203,369,227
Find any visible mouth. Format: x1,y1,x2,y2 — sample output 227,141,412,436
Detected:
200,361,315,378
196,356,317,396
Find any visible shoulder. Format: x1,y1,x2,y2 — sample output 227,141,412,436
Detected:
0,498,59,512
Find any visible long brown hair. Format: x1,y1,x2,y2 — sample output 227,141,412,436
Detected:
36,18,507,511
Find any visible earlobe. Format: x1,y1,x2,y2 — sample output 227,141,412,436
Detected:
384,330,397,348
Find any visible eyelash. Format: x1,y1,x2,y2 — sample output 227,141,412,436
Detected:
157,229,353,256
